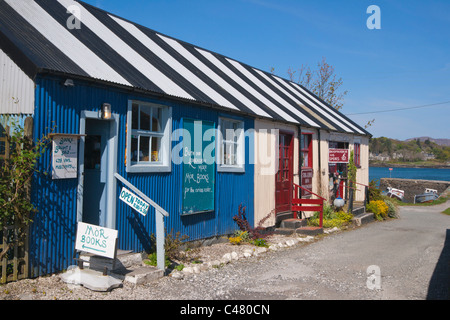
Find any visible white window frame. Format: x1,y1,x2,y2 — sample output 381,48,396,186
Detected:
126,100,172,173
217,117,245,173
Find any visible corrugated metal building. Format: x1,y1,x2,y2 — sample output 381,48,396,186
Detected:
0,0,370,276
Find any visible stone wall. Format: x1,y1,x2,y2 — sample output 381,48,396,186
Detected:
380,178,450,203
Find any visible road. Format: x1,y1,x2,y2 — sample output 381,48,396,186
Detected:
159,201,449,300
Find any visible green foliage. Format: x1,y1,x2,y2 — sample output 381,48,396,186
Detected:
347,150,357,185
251,238,269,248
382,198,399,218
368,179,383,201
369,136,450,162
0,122,51,230
144,252,171,268
308,203,353,228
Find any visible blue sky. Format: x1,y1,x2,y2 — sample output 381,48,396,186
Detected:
83,0,450,140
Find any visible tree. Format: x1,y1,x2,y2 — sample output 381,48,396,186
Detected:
287,57,348,111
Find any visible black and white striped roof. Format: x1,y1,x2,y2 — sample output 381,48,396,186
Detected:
0,0,370,135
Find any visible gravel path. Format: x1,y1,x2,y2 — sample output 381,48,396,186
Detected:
1,201,448,301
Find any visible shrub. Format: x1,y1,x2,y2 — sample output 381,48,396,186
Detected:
228,236,242,245
368,179,383,201
308,208,353,228
251,238,269,247
366,200,389,220
383,198,398,218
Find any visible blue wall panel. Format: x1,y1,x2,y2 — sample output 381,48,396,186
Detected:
30,75,254,276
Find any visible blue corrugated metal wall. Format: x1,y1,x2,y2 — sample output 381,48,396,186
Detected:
30,74,254,276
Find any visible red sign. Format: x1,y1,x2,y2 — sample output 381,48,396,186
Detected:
329,149,349,163
301,169,313,197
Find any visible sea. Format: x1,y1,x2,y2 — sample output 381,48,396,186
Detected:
369,166,450,183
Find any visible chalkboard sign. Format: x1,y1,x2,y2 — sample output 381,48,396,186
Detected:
182,119,215,215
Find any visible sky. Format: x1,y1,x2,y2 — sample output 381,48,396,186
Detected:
82,0,450,141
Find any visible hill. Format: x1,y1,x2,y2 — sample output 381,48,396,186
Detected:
405,137,450,147
370,136,450,164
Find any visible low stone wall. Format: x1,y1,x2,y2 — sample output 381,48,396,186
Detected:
380,178,450,203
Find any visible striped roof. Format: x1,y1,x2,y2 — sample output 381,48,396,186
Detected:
0,0,370,136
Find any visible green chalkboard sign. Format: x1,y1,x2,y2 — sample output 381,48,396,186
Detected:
182,119,215,215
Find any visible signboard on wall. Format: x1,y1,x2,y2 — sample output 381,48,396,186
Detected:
52,135,79,179
182,119,215,215
75,222,118,259
329,148,349,163
301,169,313,197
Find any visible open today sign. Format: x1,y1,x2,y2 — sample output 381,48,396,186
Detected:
119,187,150,216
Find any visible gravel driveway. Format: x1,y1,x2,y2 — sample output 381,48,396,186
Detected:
1,201,448,302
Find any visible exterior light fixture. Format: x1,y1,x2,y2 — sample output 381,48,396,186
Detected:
333,197,345,208
63,79,75,87
101,103,112,120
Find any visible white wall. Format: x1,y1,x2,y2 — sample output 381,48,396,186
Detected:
0,48,34,114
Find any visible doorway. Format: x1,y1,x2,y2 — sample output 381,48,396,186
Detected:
77,111,119,229
275,132,293,214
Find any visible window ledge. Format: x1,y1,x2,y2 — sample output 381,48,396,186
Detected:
217,165,245,173
126,163,171,173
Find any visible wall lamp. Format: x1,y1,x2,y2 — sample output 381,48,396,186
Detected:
63,79,75,87
101,103,112,120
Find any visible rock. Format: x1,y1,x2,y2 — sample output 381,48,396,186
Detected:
171,271,184,280
208,260,221,267
254,247,267,256
222,253,232,263
269,245,278,251
286,240,296,247
231,252,239,260
182,266,194,274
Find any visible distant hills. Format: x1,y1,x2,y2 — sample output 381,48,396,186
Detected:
370,136,450,163
405,137,450,147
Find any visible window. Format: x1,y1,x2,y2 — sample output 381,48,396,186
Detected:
126,101,171,173
217,118,245,172
354,142,361,167
301,133,313,168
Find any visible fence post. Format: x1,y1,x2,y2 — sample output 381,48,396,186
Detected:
348,181,354,214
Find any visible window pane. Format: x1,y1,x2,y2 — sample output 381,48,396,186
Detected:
131,136,138,162
302,151,309,167
224,142,236,165
140,105,151,131
140,136,150,162
132,104,139,130
151,108,162,132
151,137,161,162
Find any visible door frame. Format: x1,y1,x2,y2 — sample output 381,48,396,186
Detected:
275,130,294,215
77,110,119,229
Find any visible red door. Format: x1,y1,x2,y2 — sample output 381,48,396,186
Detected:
276,133,293,213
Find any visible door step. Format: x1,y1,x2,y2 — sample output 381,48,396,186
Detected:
280,218,307,229
275,218,323,236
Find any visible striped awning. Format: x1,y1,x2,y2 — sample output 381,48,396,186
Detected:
0,0,370,135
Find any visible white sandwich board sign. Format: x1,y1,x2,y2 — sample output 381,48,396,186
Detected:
75,222,118,259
